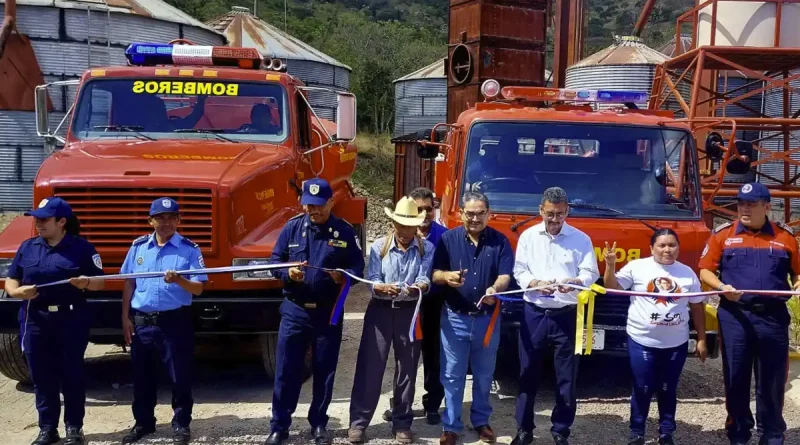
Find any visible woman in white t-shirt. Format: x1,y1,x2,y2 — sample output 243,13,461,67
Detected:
603,228,708,445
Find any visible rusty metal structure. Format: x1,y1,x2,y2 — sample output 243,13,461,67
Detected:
649,0,800,224
446,0,548,122
207,6,351,121
0,0,44,112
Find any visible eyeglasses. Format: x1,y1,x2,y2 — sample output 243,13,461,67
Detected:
462,210,488,220
543,212,566,220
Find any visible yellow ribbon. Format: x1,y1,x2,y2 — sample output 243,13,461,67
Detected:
575,284,606,355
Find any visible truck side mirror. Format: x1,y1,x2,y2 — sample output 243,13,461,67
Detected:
726,141,754,175
35,85,50,136
417,142,439,159
654,164,667,186
335,93,356,141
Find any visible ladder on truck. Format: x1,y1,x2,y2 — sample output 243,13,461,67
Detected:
86,0,111,68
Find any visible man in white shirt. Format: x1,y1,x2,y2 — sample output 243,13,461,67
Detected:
510,187,599,445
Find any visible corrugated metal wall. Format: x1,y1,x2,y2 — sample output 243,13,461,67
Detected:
0,4,224,211
565,65,656,110
758,71,800,208
287,60,350,121
394,78,447,137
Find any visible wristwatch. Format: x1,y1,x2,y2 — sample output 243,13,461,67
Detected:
716,283,726,291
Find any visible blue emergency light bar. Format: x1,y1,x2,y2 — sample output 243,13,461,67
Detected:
498,85,651,104
124,42,263,69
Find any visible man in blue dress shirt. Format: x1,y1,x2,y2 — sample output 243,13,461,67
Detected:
432,191,514,445
118,197,208,445
265,178,365,445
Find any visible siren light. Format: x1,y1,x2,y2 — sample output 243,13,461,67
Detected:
125,42,268,70
500,86,650,104
480,79,501,99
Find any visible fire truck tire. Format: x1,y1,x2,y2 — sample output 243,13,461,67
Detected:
259,333,313,382
0,334,31,384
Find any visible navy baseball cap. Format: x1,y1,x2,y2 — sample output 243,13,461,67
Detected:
149,197,180,216
737,182,771,202
301,178,333,206
24,197,74,219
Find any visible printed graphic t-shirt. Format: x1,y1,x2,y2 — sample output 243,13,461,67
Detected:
614,257,706,349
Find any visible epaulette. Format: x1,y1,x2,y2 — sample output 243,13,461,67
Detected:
180,237,200,249
776,221,794,235
713,221,733,233
132,234,149,245
288,213,304,222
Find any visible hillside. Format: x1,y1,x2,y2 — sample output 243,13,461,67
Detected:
167,0,695,133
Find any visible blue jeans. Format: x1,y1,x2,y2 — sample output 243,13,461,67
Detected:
627,336,688,437
440,305,501,434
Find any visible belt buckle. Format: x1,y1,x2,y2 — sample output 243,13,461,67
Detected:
48,305,58,312
391,300,400,309
304,303,317,309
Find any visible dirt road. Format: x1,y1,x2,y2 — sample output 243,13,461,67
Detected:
2,284,800,445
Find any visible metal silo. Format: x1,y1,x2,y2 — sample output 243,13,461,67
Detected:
758,71,800,207
393,58,446,138
565,35,667,110
207,7,350,122
0,0,225,210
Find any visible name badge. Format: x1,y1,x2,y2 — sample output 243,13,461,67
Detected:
288,243,300,248
328,239,348,248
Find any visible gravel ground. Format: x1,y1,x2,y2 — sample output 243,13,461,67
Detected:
2,283,800,445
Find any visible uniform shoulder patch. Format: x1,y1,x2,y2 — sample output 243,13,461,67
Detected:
180,237,200,249
132,234,149,245
713,221,733,233
92,254,103,269
776,221,794,234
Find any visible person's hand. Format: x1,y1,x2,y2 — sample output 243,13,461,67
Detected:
164,270,180,283
122,317,135,345
696,339,708,362
557,278,581,293
445,270,466,288
375,283,401,296
15,285,38,300
604,241,618,266
483,286,497,306
720,284,743,301
288,267,305,283
530,279,556,295
793,280,800,291
327,270,344,284
69,276,90,290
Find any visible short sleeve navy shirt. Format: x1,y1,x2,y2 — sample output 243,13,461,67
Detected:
432,225,514,313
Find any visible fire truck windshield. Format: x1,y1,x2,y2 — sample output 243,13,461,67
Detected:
463,121,700,219
71,78,288,143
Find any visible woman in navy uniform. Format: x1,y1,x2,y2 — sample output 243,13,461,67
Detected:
4,197,105,445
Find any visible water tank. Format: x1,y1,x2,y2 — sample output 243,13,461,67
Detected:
207,7,350,122
565,36,668,110
758,70,800,207
697,1,800,47
0,0,225,211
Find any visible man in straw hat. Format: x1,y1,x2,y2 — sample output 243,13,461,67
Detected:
347,196,435,444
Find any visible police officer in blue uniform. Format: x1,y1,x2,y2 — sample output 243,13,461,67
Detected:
699,183,800,445
118,197,208,445
4,197,105,445
265,178,365,445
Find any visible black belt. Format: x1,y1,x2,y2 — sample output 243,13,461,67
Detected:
131,306,189,326
445,302,491,317
722,300,785,314
528,302,576,317
287,297,332,310
370,298,417,309
31,302,83,313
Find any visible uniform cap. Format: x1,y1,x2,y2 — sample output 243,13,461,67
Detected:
737,182,771,202
150,197,180,216
24,197,74,219
301,178,333,206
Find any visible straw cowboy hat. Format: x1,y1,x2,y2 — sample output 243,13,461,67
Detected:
384,196,426,226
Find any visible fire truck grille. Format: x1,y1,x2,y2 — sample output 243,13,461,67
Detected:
52,187,215,255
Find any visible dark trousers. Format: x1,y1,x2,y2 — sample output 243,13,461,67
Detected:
718,303,789,445
349,299,421,430
421,294,444,413
130,307,194,429
627,337,688,437
22,306,90,431
515,303,579,439
270,299,343,433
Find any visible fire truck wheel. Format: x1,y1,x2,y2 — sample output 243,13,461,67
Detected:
258,333,313,381
0,334,31,384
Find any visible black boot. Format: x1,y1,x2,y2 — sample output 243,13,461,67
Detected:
628,435,646,445
510,430,533,445
64,426,85,445
31,429,60,445
121,424,156,444
173,427,191,444
312,426,332,445
263,431,288,445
